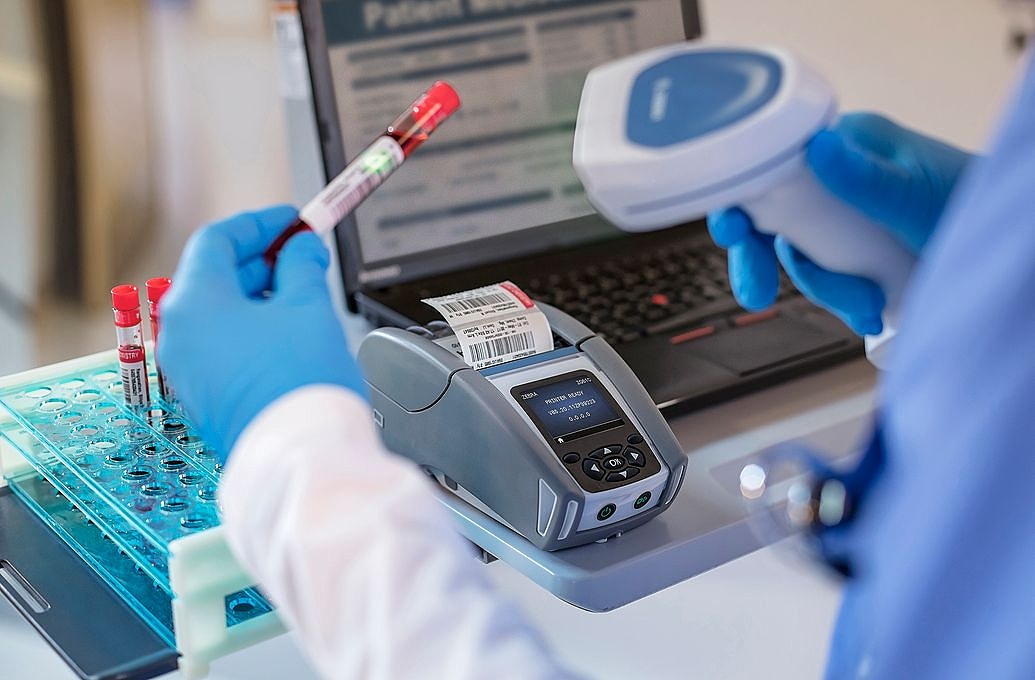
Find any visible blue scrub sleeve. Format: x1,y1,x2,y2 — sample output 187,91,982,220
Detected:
824,51,1035,678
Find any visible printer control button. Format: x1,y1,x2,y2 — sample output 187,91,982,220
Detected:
627,433,644,445
624,448,646,467
562,452,580,464
602,454,626,471
606,467,640,482
590,445,623,459
582,459,605,480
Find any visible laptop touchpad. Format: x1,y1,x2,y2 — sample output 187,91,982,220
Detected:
688,315,848,376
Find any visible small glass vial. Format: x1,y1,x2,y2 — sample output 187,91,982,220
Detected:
111,284,151,408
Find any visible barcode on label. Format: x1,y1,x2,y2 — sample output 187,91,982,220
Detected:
320,172,382,223
120,361,147,406
467,331,536,363
440,293,511,314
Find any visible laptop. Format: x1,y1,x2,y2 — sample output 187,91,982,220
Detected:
296,0,863,415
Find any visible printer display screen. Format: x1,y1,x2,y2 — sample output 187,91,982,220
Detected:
516,374,623,443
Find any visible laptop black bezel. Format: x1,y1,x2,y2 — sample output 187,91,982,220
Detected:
297,0,703,312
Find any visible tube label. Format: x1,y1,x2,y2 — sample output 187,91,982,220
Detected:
119,345,150,407
299,135,404,235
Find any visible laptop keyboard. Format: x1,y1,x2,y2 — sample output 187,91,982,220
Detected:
522,240,794,346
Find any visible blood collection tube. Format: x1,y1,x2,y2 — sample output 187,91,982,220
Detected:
262,80,461,265
111,284,151,408
146,277,174,403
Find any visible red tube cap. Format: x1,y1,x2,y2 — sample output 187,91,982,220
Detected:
111,284,141,311
412,81,461,131
146,277,173,304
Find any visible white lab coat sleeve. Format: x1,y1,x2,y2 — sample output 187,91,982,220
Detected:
218,385,582,680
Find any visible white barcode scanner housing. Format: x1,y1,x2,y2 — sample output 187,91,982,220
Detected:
357,304,687,551
573,43,916,366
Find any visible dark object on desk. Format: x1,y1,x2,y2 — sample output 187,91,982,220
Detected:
0,486,178,680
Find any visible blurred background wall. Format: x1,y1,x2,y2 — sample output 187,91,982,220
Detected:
0,0,45,375
1,0,292,374
0,0,1028,377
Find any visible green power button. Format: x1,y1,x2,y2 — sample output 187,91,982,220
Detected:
597,503,617,521
634,491,652,510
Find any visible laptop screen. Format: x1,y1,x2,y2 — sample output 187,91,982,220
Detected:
315,0,696,288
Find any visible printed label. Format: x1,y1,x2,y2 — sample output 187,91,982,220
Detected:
423,281,553,369
119,345,145,364
299,136,405,234
118,345,150,407
466,330,537,364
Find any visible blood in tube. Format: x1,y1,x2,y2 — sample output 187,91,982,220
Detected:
146,277,174,403
111,284,151,407
262,80,461,265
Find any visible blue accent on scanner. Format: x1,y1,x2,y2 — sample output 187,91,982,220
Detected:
626,51,782,148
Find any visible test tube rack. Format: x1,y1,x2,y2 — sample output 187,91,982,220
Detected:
0,348,285,679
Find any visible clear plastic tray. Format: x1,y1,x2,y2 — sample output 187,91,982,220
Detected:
0,351,276,661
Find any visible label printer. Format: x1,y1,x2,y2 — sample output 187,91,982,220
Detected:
358,304,688,551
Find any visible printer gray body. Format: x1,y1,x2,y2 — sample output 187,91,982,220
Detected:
358,305,687,550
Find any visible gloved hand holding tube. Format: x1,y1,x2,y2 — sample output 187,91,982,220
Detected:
158,206,366,461
708,112,973,337
158,82,460,460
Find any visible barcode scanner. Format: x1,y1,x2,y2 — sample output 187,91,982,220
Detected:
573,43,917,367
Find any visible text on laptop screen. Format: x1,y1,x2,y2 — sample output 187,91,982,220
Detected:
320,0,687,268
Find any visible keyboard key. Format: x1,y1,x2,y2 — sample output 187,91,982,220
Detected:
542,237,799,341
669,326,716,345
645,300,740,336
733,309,779,327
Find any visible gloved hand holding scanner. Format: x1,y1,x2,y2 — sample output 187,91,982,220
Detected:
573,43,973,366
709,114,971,339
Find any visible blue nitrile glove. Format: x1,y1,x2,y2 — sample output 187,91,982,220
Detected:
158,205,365,462
708,112,973,335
